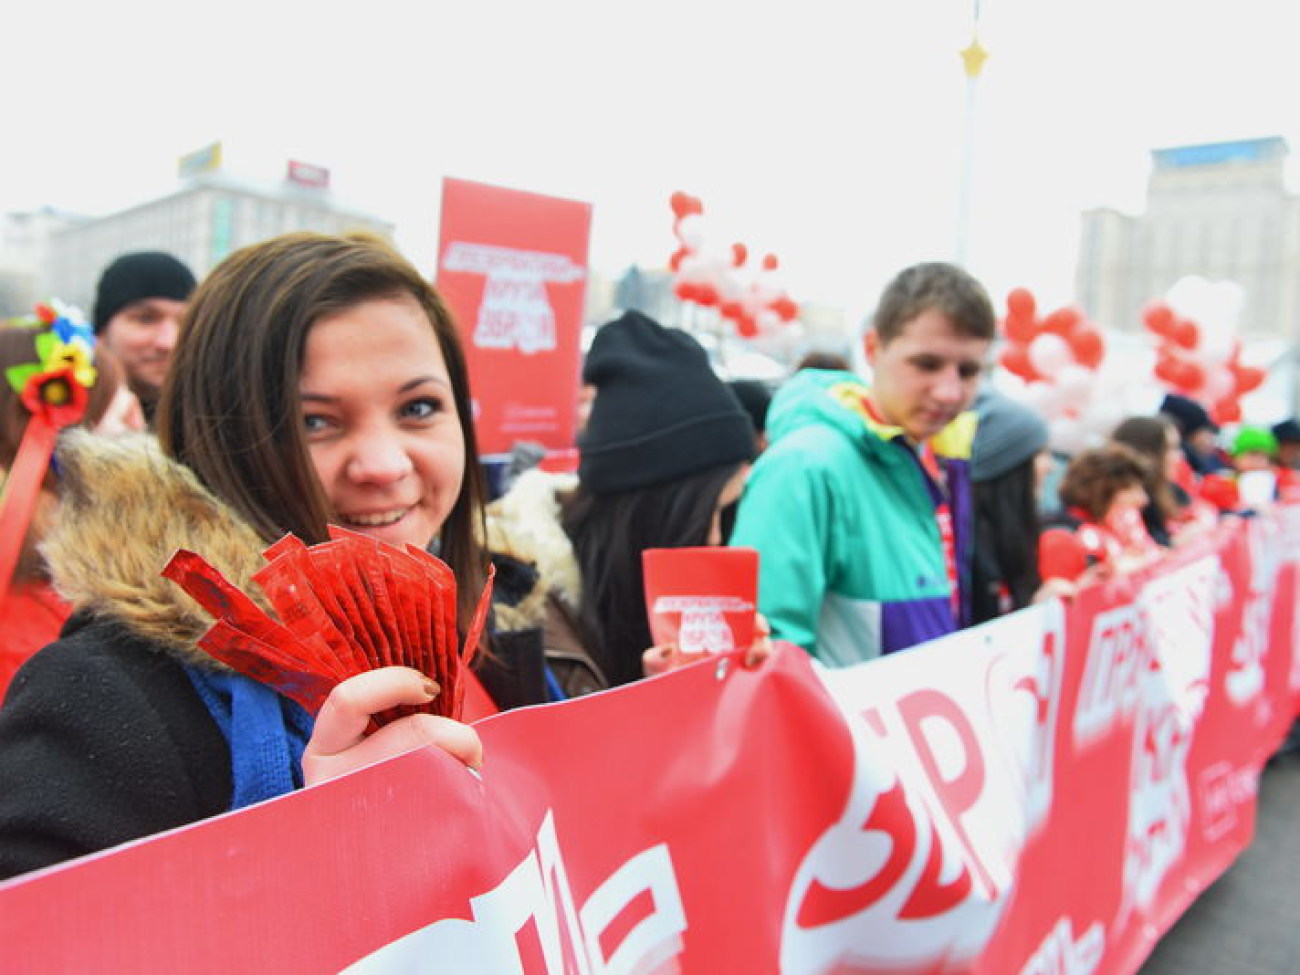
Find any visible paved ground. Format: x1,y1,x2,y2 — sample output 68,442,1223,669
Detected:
1138,745,1300,974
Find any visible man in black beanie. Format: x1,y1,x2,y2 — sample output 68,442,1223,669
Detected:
92,251,197,423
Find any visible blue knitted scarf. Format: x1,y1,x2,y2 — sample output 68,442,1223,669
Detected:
183,666,315,810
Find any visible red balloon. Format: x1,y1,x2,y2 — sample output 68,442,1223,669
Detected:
1171,318,1200,350
1154,355,1182,386
1199,473,1240,512
1143,302,1176,336
1069,328,1105,368
736,314,758,338
1006,287,1036,322
695,284,719,307
1173,361,1205,392
731,242,748,267
761,254,779,271
719,300,744,321
1213,398,1242,425
1003,311,1038,345
1041,307,1082,337
770,296,799,322
999,344,1040,381
1234,364,1266,394
673,280,697,302
669,191,703,219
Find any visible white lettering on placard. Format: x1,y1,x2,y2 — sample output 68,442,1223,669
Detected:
651,596,754,655
343,810,684,974
1074,556,1217,751
1019,917,1104,975
782,604,1065,973
1118,563,1218,923
442,242,585,356
1073,605,1147,747
1197,761,1259,843
1228,519,1281,706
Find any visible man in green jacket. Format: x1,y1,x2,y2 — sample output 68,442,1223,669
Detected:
730,262,995,666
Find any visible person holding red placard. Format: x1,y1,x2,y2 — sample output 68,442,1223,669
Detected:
0,234,486,881
1038,444,1162,584
486,310,761,693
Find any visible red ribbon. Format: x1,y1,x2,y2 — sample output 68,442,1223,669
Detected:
0,415,59,615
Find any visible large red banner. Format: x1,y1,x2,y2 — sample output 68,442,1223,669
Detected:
3,510,1298,973
435,178,592,458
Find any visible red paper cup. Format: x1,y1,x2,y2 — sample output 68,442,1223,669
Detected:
642,547,759,658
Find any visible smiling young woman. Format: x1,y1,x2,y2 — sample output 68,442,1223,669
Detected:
0,233,488,880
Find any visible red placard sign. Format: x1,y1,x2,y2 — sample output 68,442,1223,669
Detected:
435,177,592,458
643,546,759,657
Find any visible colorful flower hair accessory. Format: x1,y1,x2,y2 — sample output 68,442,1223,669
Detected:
0,300,99,608
5,300,98,429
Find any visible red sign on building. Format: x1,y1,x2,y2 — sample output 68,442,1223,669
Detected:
286,160,330,189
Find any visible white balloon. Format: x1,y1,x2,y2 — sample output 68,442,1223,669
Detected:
1019,380,1066,419
1166,274,1243,358
1201,364,1235,402
1055,364,1096,410
1028,333,1074,379
676,214,706,251
1049,416,1088,457
678,253,710,283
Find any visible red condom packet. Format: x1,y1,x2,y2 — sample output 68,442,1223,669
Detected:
162,531,495,724
641,547,759,660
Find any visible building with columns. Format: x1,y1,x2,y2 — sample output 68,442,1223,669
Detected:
1076,136,1300,340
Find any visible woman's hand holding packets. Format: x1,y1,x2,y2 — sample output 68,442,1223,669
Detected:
302,666,483,786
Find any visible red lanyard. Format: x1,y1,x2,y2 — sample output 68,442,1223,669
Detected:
858,392,959,619
923,443,959,620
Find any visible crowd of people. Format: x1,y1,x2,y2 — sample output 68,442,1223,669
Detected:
0,233,1295,882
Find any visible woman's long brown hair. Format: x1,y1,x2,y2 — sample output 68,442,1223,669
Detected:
156,232,488,643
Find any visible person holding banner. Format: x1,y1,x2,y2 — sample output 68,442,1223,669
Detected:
0,233,485,880
0,313,144,700
486,310,760,692
1038,443,1161,583
730,262,995,664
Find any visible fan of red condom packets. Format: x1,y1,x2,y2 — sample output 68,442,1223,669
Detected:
162,526,494,725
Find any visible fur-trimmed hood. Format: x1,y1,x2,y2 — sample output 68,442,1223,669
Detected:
41,430,270,671
484,469,582,632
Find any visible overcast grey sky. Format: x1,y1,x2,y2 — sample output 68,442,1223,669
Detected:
6,0,1299,325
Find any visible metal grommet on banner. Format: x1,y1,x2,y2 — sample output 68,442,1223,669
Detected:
715,657,730,681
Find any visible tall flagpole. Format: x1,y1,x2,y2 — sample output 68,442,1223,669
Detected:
956,2,988,267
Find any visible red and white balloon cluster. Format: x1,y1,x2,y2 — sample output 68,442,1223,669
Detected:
668,191,799,338
1142,277,1263,425
996,287,1121,455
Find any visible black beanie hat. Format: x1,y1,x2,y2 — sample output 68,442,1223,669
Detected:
1159,392,1217,437
578,311,757,493
1271,418,1300,445
727,379,773,437
93,251,197,334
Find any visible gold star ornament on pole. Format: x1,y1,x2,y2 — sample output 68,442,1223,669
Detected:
960,36,989,79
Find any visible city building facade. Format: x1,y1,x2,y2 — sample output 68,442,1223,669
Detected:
1076,136,1300,340
22,156,393,315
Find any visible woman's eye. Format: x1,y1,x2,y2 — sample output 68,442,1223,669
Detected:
303,414,331,434
401,397,441,421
